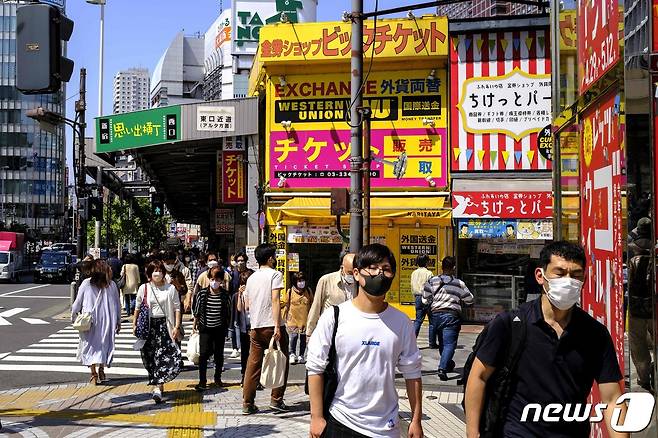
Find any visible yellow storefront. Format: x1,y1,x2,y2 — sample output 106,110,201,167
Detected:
249,16,451,316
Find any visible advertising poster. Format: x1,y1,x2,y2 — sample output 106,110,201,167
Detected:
287,226,343,244
267,70,448,189
452,191,553,219
222,151,246,204
450,29,551,172
399,228,439,305
577,0,620,94
215,209,235,235
457,219,552,240
580,91,624,433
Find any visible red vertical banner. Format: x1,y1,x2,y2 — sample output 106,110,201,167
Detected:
577,0,620,94
580,91,624,438
222,151,246,204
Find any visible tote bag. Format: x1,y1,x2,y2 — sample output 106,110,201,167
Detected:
135,285,150,340
260,337,287,388
186,332,201,365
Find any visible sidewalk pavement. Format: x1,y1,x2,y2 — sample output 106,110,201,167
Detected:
0,325,481,438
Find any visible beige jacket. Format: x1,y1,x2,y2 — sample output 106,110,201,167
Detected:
120,263,141,295
306,271,354,336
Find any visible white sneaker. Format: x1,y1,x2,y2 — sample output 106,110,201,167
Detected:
152,388,162,404
230,349,240,358
297,356,306,364
289,353,297,364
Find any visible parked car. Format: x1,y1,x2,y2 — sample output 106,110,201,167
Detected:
34,251,74,283
50,243,77,254
0,232,25,282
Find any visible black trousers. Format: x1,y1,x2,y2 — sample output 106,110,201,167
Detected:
239,330,250,377
198,325,227,384
321,414,369,438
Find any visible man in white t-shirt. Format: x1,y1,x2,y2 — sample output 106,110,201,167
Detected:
306,243,424,438
242,243,289,415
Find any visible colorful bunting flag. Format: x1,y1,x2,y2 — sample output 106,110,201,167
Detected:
501,151,510,165
477,150,486,164
465,149,474,163
453,148,462,160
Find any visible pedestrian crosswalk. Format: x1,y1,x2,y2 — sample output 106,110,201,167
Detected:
0,321,242,376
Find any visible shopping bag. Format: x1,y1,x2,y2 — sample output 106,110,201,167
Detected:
186,332,201,365
260,336,286,389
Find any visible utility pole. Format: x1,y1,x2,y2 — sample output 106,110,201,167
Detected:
76,68,87,260
361,107,371,246
348,0,364,253
94,0,105,251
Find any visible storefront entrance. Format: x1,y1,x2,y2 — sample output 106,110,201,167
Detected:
287,243,343,290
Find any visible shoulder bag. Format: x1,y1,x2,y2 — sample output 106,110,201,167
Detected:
72,286,103,332
117,266,127,290
134,284,150,340
322,305,340,416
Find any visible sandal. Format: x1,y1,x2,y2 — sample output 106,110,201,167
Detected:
98,369,108,383
89,373,99,385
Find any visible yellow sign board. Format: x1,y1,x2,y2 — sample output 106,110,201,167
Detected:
398,228,439,304
258,17,449,63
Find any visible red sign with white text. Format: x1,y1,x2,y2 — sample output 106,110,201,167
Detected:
580,91,624,438
578,0,620,94
451,191,553,219
222,151,246,204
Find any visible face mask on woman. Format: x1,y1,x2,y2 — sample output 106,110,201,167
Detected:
207,260,219,268
296,281,306,290
151,271,164,283
164,263,175,272
210,280,220,290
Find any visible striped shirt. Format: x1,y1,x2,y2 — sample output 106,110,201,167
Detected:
421,274,474,314
192,288,230,329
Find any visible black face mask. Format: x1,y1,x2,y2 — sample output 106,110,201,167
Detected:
360,272,393,296
271,257,278,269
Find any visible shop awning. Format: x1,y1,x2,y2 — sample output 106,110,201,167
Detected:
269,196,451,225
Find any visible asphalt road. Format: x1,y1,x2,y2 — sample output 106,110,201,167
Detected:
0,279,309,391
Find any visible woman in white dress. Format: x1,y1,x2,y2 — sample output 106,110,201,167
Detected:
71,259,121,385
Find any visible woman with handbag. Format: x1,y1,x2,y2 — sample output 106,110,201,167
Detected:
191,266,231,391
119,253,141,316
133,260,183,403
71,259,121,385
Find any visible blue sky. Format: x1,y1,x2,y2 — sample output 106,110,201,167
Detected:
64,0,437,172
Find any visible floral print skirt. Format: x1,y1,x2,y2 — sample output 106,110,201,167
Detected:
141,317,181,385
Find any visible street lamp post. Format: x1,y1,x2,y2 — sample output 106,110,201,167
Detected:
86,0,106,251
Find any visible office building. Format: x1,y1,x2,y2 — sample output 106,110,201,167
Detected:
0,1,66,239
151,32,205,108
113,68,150,114
437,0,541,18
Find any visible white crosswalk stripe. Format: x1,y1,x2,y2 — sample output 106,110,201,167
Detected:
0,308,50,326
0,321,243,376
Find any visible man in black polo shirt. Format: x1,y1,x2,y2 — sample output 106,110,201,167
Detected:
465,241,627,438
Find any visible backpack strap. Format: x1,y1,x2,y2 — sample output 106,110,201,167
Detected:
327,305,340,365
504,310,527,375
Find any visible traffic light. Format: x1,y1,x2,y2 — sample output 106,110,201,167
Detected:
152,195,165,216
16,3,74,94
88,197,103,221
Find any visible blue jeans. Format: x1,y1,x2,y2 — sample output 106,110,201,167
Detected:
123,294,136,316
430,311,461,371
289,331,307,357
414,295,437,347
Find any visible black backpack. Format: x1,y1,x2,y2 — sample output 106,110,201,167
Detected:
461,309,527,438
629,254,654,318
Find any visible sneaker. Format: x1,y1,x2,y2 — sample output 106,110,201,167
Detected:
269,401,290,413
289,353,297,364
195,383,207,392
297,356,306,364
446,359,456,373
214,377,223,387
437,369,448,381
242,405,259,415
256,383,264,391
152,388,162,403
230,349,240,359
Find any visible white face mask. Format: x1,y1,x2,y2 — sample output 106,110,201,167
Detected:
541,269,583,310
185,257,191,262
297,281,306,289
164,263,175,272
210,280,220,290
151,272,163,282
207,260,219,268
343,274,355,285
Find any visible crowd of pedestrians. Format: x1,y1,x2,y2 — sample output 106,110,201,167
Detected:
67,239,630,437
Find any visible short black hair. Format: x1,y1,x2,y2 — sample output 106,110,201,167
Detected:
163,251,177,262
255,244,276,265
461,224,468,229
539,241,586,270
442,256,456,271
507,224,514,229
235,251,247,262
208,266,225,281
416,254,430,268
354,243,397,274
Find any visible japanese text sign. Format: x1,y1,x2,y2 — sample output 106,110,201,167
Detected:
268,71,448,189
197,106,235,132
452,191,553,219
399,228,438,305
451,30,552,172
268,227,288,288
215,209,235,234
95,106,181,153
457,219,552,240
580,91,624,375
222,151,246,204
258,17,448,63
578,0,620,94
